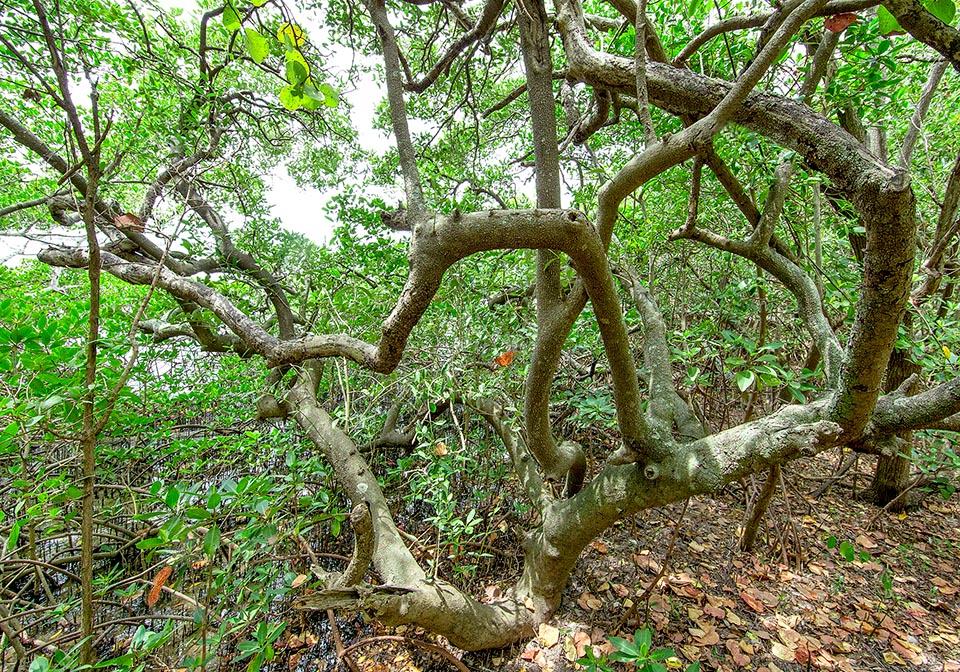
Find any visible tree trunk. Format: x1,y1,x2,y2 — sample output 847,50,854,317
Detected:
865,349,920,510
740,464,780,552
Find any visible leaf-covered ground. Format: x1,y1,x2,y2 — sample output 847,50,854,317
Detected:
290,451,960,672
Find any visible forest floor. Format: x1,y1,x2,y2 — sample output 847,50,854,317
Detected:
298,450,960,672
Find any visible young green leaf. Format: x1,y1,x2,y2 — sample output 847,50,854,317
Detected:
735,370,756,392
877,6,906,35
279,85,304,111
319,82,340,107
222,3,242,31
245,28,269,64
925,0,956,24
204,524,221,557
7,520,21,550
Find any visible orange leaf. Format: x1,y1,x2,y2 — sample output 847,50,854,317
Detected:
147,565,172,607
494,351,516,367
824,12,857,32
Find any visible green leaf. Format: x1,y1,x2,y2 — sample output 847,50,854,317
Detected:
925,0,956,23
222,3,242,31
650,648,676,660
826,535,838,549
66,485,82,499
29,657,50,672
735,370,756,392
204,525,221,557
877,6,906,35
185,507,211,520
0,421,18,452
279,85,304,110
165,486,180,509
688,0,704,15
7,520,21,550
39,394,64,411
95,654,135,668
319,83,339,107
285,50,309,84
245,28,269,64
136,537,164,550
839,540,855,561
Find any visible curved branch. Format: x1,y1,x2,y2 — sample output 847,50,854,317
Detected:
273,208,653,460
37,247,280,358
174,179,296,339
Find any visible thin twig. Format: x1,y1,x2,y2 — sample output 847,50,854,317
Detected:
623,499,690,629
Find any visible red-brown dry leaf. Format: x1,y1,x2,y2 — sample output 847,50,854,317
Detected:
891,638,925,665
756,590,779,608
740,590,765,613
114,212,144,231
578,592,603,610
573,631,591,658
147,565,172,606
704,604,725,619
590,540,609,554
824,12,857,32
633,552,661,573
494,351,516,367
484,584,504,602
725,639,750,666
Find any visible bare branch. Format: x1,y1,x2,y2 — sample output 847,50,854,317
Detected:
405,0,505,93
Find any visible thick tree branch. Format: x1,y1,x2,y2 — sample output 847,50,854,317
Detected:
865,378,960,436
37,247,281,358
899,60,948,168
364,0,427,216
882,0,960,71
615,266,706,442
